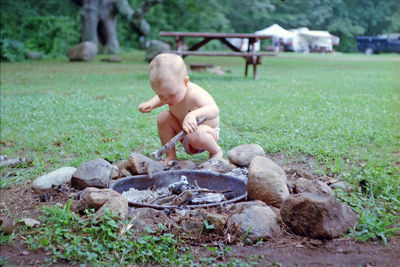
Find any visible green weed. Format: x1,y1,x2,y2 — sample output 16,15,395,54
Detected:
21,201,192,265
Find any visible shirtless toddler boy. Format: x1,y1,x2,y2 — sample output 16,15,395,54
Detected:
138,53,222,163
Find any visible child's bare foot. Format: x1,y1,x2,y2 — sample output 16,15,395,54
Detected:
209,148,223,160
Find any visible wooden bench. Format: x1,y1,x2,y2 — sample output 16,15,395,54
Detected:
165,50,276,79
159,31,275,79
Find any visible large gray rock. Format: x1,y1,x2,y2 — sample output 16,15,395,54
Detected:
31,167,76,192
228,144,265,167
228,205,280,243
127,153,165,175
67,41,98,61
247,156,289,208
71,158,113,190
145,40,171,62
280,193,358,239
256,156,287,182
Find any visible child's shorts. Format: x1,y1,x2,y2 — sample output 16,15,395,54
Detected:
181,128,220,155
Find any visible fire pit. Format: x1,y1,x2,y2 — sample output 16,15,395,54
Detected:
110,170,247,209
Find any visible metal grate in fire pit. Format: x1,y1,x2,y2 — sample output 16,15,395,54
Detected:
110,170,247,209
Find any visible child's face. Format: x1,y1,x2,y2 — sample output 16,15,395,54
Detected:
152,78,187,106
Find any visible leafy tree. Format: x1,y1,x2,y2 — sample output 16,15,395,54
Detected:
221,0,275,32
1,0,80,61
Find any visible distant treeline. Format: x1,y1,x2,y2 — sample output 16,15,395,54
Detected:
1,0,399,61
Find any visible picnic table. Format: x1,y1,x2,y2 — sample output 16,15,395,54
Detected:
160,31,276,79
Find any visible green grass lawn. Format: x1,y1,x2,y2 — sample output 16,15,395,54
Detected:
1,51,399,244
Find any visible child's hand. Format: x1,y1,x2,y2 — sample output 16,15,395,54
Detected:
182,113,198,134
138,102,152,113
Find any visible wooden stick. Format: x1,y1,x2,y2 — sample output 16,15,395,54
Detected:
150,116,207,160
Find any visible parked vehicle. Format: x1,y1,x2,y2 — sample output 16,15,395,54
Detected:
356,33,400,54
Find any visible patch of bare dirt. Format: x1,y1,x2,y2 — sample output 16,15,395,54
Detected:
190,234,400,266
0,183,78,266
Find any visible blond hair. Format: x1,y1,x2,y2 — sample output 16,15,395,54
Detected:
148,53,188,87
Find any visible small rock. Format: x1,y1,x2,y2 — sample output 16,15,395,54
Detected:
293,178,334,196
128,208,175,233
177,209,208,235
114,159,132,178
205,213,228,233
330,181,351,191
67,41,98,61
198,158,236,173
280,193,358,239
228,144,265,167
31,167,77,192
21,250,30,255
181,220,204,235
208,66,225,75
170,160,197,170
0,157,30,168
25,51,43,60
71,158,113,190
101,57,122,62
21,218,41,227
111,165,120,179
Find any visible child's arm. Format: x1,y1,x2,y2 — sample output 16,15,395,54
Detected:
183,104,219,134
138,95,164,113
182,85,220,133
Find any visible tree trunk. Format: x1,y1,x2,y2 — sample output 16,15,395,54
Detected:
79,0,119,54
98,0,119,54
81,0,100,44
72,0,161,55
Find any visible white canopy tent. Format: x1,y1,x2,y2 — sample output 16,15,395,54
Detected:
228,24,340,52
252,24,340,52
290,27,340,52
228,24,294,51
255,23,295,44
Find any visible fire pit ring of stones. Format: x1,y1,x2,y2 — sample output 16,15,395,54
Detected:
110,170,248,209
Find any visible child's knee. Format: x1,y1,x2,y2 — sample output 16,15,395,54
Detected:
157,110,173,125
187,126,216,146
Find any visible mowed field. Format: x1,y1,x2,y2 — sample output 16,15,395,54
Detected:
1,52,399,241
